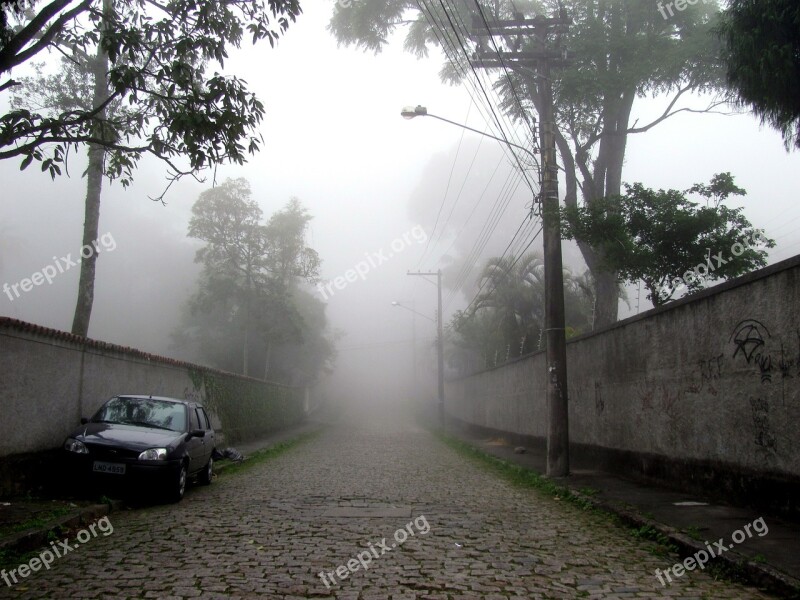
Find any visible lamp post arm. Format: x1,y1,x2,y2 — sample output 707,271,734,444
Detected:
393,303,435,323
424,113,538,161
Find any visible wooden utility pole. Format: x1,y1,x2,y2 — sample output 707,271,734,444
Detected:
470,11,571,477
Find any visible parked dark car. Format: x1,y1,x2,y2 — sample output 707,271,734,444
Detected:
63,395,216,502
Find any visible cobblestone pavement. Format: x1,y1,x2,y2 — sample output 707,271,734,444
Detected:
0,403,776,599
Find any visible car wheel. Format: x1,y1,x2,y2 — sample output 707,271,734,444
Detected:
198,456,213,486
169,462,188,503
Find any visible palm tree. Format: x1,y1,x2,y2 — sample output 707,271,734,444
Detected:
463,252,595,363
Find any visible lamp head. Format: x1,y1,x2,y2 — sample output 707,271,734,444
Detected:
401,105,427,119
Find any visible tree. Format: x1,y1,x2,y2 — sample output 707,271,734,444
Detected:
447,251,594,373
12,22,117,336
263,197,321,284
183,179,324,379
329,0,727,326
716,0,800,149
188,178,268,375
262,286,336,386
258,198,320,379
560,173,775,307
1,0,301,185
3,0,300,336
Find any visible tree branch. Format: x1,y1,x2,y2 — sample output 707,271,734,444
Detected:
0,0,93,73
0,79,21,93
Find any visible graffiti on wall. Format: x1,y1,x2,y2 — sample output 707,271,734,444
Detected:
594,381,605,414
749,397,777,453
730,319,773,383
686,353,725,395
729,319,800,407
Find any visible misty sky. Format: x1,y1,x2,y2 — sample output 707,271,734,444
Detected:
1,1,798,403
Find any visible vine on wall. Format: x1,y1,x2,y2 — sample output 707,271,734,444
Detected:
188,368,305,445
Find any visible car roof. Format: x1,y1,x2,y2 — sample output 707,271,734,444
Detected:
114,395,196,406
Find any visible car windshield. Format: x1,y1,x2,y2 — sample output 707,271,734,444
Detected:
93,397,187,432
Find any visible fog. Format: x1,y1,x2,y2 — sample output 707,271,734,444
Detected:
1,2,799,413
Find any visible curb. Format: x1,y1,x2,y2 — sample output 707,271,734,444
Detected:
571,491,800,599
0,500,121,558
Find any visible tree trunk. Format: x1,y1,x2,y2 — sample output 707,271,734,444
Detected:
71,7,110,337
71,143,104,336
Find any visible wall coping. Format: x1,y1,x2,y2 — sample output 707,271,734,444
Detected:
0,316,299,390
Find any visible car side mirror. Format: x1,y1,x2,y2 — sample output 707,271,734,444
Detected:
189,429,205,439
80,417,89,425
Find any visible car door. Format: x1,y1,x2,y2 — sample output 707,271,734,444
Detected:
185,405,206,473
194,407,214,466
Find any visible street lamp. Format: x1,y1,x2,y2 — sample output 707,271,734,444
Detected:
401,105,538,164
402,105,570,477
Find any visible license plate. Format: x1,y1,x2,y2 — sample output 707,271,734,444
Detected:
93,461,126,475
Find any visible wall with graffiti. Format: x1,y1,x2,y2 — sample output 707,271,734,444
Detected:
446,256,800,487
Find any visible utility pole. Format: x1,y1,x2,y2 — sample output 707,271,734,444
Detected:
408,270,445,429
470,11,571,477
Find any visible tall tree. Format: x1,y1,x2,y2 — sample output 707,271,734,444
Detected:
258,198,320,378
188,178,266,375
716,0,800,149
329,0,726,326
185,179,322,378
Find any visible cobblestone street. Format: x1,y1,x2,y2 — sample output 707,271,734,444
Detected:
0,403,775,599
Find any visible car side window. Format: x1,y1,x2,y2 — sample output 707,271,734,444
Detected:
195,408,208,430
188,408,199,431
200,408,212,430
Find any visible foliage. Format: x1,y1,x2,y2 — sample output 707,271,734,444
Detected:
560,173,774,307
716,0,800,149
187,367,306,445
175,178,333,383
0,0,301,190
446,251,594,374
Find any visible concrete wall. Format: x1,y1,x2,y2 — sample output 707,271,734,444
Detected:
446,256,800,513
0,318,306,458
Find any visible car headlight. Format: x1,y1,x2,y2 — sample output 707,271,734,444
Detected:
64,438,89,454
138,448,167,461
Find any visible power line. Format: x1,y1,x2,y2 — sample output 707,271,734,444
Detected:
417,102,474,267
460,221,544,316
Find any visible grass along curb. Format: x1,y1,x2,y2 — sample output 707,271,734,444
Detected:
214,430,320,478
